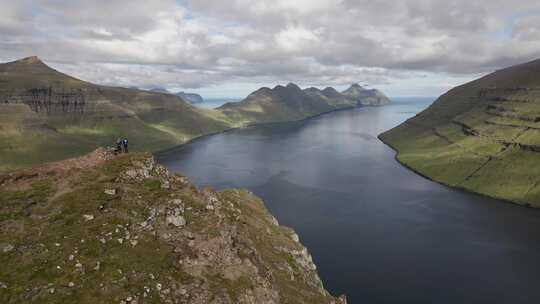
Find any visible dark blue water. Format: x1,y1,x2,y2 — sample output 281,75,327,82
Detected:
157,98,540,304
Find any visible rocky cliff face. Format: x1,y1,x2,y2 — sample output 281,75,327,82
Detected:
0,149,346,303
176,92,204,104
342,84,391,106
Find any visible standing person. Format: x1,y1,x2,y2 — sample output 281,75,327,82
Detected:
122,138,129,153
115,138,122,154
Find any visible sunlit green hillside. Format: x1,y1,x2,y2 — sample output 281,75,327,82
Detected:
380,58,540,207
0,57,389,171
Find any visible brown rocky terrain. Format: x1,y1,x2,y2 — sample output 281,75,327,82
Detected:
0,149,346,304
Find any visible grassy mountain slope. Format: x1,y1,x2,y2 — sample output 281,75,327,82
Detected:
0,57,232,170
0,56,390,171
0,56,88,90
0,149,347,303
380,58,540,207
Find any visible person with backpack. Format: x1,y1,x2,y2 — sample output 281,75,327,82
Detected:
122,138,129,153
114,138,122,154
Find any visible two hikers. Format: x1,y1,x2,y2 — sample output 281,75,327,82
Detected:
114,138,129,154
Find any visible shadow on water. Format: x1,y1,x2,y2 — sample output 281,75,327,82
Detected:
157,98,540,304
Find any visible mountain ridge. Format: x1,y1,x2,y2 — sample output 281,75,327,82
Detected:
218,82,355,124
219,82,391,124
0,56,391,170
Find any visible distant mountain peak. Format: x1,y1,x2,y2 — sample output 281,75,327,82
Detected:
176,91,204,104
150,87,170,94
322,87,339,93
344,84,366,92
248,87,273,98
254,87,272,94
341,83,390,106
16,56,43,65
304,87,321,93
286,83,301,90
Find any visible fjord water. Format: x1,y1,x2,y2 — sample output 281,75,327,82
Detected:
157,98,540,304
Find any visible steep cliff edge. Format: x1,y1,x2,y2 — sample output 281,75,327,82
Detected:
380,58,540,207
0,149,346,303
176,92,204,104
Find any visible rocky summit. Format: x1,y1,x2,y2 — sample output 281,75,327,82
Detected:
341,84,391,106
0,149,346,304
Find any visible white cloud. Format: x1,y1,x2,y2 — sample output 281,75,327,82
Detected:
1,0,540,97
275,27,321,52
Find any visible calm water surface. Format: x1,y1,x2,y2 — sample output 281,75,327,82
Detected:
157,98,540,304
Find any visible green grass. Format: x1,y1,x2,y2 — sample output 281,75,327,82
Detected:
0,153,343,303
0,57,366,173
380,58,540,207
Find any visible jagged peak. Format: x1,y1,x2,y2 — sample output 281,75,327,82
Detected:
342,83,368,95
322,87,338,93
344,83,366,92
286,83,301,90
248,87,273,97
257,86,272,93
272,83,302,92
304,87,321,92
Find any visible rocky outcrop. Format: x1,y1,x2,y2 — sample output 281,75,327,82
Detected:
176,92,204,104
342,84,391,106
146,89,205,104
0,150,346,303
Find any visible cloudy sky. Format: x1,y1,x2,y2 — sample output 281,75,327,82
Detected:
2,0,540,98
